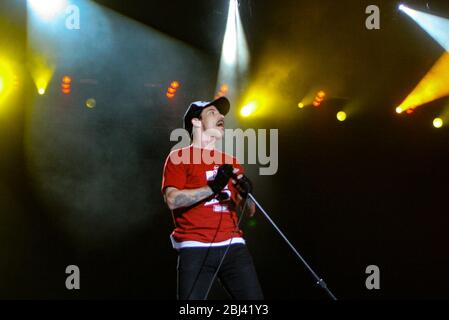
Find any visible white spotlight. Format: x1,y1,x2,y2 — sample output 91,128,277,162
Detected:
399,4,449,51
28,0,68,20
216,0,250,101
398,4,406,11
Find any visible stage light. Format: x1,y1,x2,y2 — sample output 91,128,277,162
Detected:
166,80,180,99
312,90,326,107
336,111,347,121
215,84,229,98
398,5,449,112
216,0,249,101
397,52,449,111
28,0,68,20
223,0,238,66
399,4,449,51
171,81,180,89
61,75,72,94
433,117,443,128
398,4,406,11
396,107,403,114
298,102,304,108
36,76,51,95
240,102,256,117
86,98,96,109
12,75,19,90
28,54,54,98
0,60,15,105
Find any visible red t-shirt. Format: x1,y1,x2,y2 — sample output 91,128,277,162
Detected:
161,145,244,243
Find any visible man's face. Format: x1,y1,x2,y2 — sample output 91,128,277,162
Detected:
198,105,225,138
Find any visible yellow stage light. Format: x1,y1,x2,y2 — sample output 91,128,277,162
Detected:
433,118,443,128
0,60,16,105
240,102,256,117
336,111,347,121
86,98,96,109
396,107,403,114
298,102,304,108
398,52,449,112
28,55,54,97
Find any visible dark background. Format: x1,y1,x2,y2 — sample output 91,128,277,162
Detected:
1,0,448,299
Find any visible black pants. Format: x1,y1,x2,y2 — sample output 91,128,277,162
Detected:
177,244,264,300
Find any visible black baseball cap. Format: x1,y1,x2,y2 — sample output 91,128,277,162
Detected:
183,96,230,136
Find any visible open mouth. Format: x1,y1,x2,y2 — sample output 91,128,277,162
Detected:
216,120,225,128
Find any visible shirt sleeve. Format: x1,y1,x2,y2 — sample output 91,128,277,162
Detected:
161,151,187,194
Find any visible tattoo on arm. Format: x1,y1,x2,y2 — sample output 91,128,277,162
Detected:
173,188,213,208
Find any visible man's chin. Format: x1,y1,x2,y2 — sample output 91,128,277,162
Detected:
214,133,224,140
216,127,225,139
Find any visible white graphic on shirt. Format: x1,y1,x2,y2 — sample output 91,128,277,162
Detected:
204,166,231,212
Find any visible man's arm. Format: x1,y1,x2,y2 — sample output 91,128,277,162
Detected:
236,193,256,218
231,172,256,217
163,164,234,210
164,186,213,210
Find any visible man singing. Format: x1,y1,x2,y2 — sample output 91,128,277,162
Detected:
161,96,263,300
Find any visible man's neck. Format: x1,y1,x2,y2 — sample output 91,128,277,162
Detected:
192,135,216,150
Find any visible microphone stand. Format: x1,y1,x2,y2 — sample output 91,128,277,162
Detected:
248,193,338,300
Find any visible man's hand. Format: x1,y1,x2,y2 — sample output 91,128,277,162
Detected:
208,164,234,194
232,174,253,198
233,173,256,217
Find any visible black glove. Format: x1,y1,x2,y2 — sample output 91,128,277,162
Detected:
234,175,253,198
208,164,234,194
